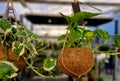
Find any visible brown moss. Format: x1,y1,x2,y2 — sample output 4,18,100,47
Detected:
57,48,94,78
0,45,26,72
0,46,5,60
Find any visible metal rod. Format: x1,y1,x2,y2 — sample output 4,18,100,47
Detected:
113,19,118,81
9,1,120,6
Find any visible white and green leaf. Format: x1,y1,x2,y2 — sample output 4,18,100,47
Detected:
43,57,56,71
0,18,12,34
0,61,18,79
16,30,27,37
12,41,25,57
24,42,38,55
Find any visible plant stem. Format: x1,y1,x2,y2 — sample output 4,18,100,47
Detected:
94,41,107,50
74,0,78,3
23,56,51,78
62,26,69,51
91,48,120,55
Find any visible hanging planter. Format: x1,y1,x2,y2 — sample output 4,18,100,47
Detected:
0,0,56,80
58,48,94,78
0,45,26,72
57,11,110,80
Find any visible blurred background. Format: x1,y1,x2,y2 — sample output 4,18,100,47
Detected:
1,0,120,81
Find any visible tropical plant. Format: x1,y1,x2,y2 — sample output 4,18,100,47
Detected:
57,12,110,81
0,18,56,80
57,12,109,49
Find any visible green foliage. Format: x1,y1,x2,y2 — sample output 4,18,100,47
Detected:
58,34,66,41
0,61,18,79
24,42,37,55
58,12,109,49
60,12,100,25
12,41,25,57
0,18,12,34
43,57,56,71
0,18,56,79
94,29,109,42
113,35,120,48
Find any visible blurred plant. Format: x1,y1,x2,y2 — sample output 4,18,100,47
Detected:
0,18,56,80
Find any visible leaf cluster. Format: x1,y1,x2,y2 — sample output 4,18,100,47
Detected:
58,12,109,48
0,18,56,79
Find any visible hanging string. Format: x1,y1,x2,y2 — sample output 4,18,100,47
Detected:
3,0,18,28
78,0,102,13
74,0,78,3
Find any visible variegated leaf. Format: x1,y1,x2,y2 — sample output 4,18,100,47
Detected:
43,57,56,71
12,41,25,57
0,18,12,34
0,61,18,79
24,42,38,55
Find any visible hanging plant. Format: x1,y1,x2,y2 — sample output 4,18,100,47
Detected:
57,11,110,80
0,18,57,79
0,0,56,80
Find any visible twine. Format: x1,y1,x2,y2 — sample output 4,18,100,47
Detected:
74,0,78,3
3,0,18,28
60,1,80,80
60,26,79,79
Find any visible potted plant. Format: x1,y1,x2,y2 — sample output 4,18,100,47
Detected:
0,18,56,80
57,12,110,81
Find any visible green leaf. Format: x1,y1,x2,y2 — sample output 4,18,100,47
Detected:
20,24,38,39
43,57,56,71
71,12,100,24
113,35,120,48
12,27,17,34
66,41,73,47
0,61,18,79
16,30,27,37
84,30,94,39
24,42,37,55
12,41,25,57
20,23,27,30
60,13,71,24
0,18,12,34
26,29,38,39
94,29,109,41
57,34,66,41
68,28,81,43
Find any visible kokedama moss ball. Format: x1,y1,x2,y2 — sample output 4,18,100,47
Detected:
0,45,26,72
57,48,94,78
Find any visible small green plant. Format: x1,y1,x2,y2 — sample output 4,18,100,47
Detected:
0,18,56,79
58,12,109,50
57,12,111,81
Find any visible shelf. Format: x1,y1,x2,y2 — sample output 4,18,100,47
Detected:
22,14,114,26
